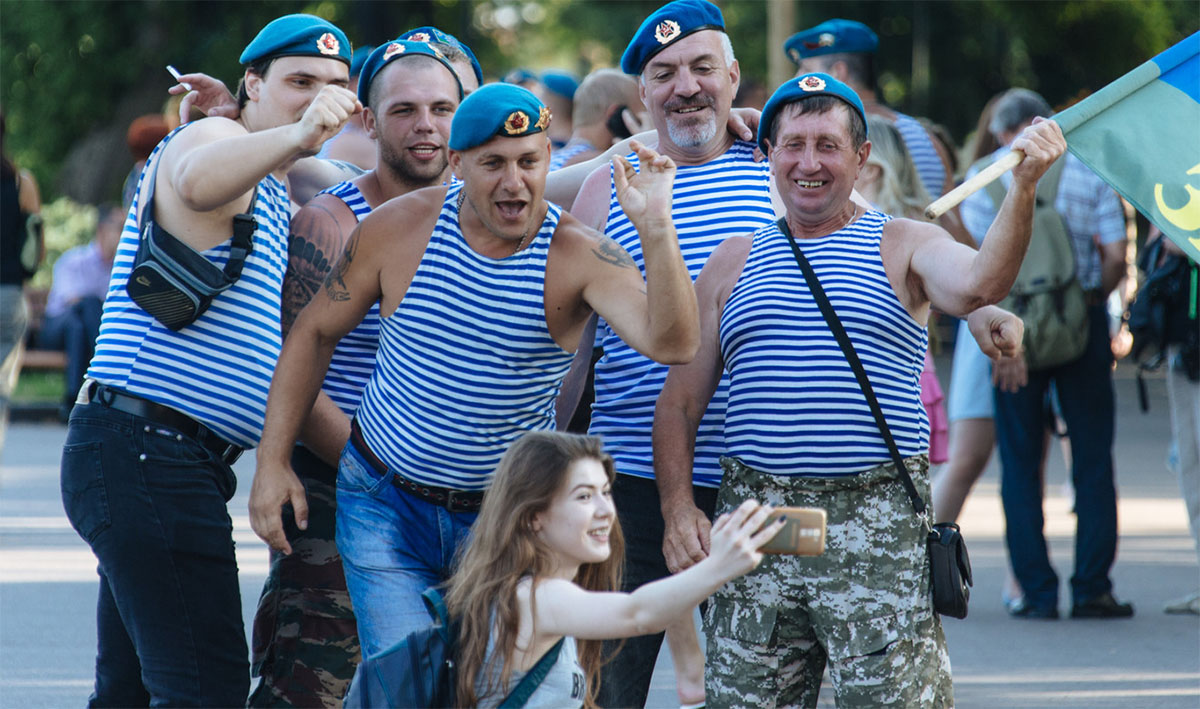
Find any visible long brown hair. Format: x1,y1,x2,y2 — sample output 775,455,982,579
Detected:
445,431,624,708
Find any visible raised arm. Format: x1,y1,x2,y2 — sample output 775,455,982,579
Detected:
908,118,1066,316
653,236,749,573
251,215,385,554
579,142,698,363
528,500,782,639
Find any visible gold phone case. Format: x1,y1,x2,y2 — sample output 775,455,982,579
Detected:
761,507,827,556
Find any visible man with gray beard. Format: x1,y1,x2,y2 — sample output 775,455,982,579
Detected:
563,1,775,704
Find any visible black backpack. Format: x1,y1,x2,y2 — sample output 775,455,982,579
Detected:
1128,234,1199,409
343,587,565,708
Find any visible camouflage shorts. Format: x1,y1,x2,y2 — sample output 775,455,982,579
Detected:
703,455,953,709
249,446,360,708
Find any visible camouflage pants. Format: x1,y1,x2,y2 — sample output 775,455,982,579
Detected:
249,446,360,708
704,455,953,708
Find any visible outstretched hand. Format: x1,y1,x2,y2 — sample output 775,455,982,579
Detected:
707,500,783,581
169,72,239,124
294,85,362,156
613,140,676,228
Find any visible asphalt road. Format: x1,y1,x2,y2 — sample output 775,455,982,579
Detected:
1,359,1196,708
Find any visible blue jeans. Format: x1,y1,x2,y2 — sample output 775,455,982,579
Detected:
597,473,718,708
38,296,102,402
335,439,477,659
994,304,1117,609
60,401,249,707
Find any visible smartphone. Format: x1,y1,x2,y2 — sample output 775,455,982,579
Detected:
606,104,634,140
760,506,827,555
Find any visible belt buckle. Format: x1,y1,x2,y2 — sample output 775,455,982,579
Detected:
220,444,243,466
446,489,476,512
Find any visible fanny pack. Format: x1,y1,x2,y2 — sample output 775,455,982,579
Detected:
778,217,973,619
126,133,258,331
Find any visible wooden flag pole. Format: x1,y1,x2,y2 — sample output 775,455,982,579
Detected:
924,149,1025,219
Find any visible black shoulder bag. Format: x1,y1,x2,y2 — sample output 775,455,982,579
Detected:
778,217,973,619
125,138,258,331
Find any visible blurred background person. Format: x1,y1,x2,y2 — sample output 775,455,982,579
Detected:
550,68,644,171
34,204,122,421
0,108,43,451
122,114,172,211
539,69,579,153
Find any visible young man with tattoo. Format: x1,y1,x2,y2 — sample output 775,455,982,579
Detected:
252,83,699,659
246,40,464,707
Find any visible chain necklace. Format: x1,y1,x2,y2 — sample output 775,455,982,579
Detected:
456,188,530,256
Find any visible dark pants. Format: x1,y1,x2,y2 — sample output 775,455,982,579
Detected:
597,473,718,708
60,401,249,707
994,304,1118,610
38,296,102,402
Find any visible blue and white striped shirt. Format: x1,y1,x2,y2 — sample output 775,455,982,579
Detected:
589,141,773,487
355,186,574,490
894,112,946,200
720,211,930,477
87,127,291,449
317,181,379,417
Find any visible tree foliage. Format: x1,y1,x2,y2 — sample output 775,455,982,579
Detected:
2,0,1196,203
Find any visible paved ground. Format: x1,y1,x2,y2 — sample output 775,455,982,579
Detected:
1,359,1197,707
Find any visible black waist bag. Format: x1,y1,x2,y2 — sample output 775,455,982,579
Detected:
124,131,257,331
127,213,256,331
927,522,972,619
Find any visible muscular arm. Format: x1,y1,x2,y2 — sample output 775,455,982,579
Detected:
653,236,749,572
908,119,1067,316
281,195,361,466
580,145,698,363
252,218,384,553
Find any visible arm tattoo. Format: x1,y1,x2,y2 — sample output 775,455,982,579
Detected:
323,225,361,303
591,236,637,269
281,202,344,336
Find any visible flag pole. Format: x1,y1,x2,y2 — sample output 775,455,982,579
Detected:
924,149,1025,219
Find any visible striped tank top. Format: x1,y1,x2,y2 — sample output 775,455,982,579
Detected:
588,141,773,487
316,181,379,416
355,185,573,490
893,112,946,199
719,211,930,477
86,126,291,448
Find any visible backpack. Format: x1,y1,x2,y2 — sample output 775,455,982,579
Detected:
1128,234,1199,409
981,155,1088,371
342,587,565,709
343,588,457,708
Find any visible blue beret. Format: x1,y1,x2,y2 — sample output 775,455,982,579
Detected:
620,0,725,75
357,40,463,105
540,71,579,100
399,26,483,85
503,68,539,86
350,45,374,78
240,14,351,66
784,19,878,65
449,83,551,152
758,73,868,154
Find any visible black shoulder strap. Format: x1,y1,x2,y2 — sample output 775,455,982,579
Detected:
498,638,565,709
138,124,258,282
777,217,927,517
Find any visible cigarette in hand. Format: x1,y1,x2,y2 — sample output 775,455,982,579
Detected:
166,65,193,91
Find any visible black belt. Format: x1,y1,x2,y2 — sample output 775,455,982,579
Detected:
84,380,244,465
349,419,484,513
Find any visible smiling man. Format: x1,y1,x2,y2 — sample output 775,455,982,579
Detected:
254,83,699,658
654,73,1063,707
562,1,776,703
245,39,464,708
60,14,358,706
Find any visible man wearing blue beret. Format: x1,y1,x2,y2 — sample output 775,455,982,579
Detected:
398,26,483,94
60,13,359,706
784,19,974,248
563,1,775,704
256,83,701,658
655,73,1063,706
246,39,465,708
